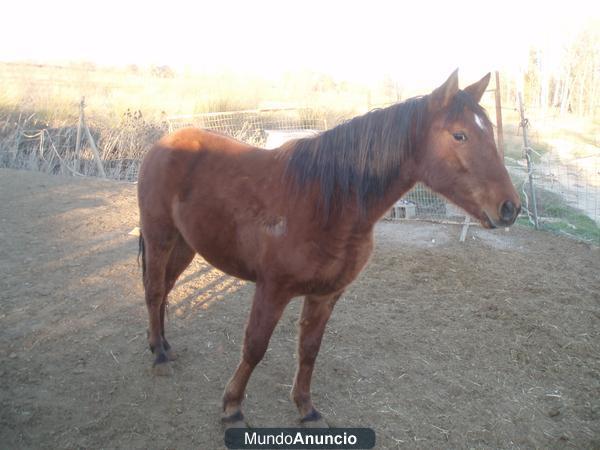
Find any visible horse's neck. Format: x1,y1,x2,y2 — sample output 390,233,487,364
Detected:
319,153,419,230
364,158,419,224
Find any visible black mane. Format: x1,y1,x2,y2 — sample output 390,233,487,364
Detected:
284,91,486,216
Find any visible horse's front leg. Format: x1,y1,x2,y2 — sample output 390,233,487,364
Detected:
291,292,342,425
222,282,292,427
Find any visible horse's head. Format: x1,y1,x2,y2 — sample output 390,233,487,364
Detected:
417,70,521,228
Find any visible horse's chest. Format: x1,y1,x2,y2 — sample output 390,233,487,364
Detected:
300,234,374,295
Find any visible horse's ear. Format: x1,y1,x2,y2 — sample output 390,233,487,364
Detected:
429,69,459,111
464,73,491,103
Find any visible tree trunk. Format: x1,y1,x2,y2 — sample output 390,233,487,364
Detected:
560,68,571,115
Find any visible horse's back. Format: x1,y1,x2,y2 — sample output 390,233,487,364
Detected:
138,127,256,206
139,127,254,178
156,127,255,155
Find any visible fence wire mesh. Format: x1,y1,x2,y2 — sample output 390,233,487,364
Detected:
503,110,599,243
167,108,326,147
1,103,598,243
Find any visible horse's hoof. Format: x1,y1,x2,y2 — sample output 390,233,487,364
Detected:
152,362,173,377
223,419,247,430
165,349,177,361
300,408,328,428
222,410,247,429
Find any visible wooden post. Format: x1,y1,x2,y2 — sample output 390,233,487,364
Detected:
459,215,471,243
13,114,22,166
79,98,106,178
84,123,106,178
494,71,505,159
75,97,84,164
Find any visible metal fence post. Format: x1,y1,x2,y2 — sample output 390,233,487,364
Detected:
518,93,539,230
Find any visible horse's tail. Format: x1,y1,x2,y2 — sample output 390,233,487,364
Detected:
138,232,146,278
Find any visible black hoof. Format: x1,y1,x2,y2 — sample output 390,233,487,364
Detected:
222,411,247,429
300,408,322,423
152,352,173,376
153,352,169,366
222,410,244,424
165,348,177,361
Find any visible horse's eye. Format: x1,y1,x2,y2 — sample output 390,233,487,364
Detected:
453,132,467,142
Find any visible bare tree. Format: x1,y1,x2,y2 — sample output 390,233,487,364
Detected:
523,19,599,117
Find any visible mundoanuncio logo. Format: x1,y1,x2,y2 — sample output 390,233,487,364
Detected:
225,427,375,449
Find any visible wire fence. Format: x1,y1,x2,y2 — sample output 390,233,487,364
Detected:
0,102,598,243
503,110,599,243
0,109,165,181
167,108,326,137
166,108,327,157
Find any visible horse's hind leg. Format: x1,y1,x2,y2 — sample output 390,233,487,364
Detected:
161,234,195,360
141,228,177,375
292,292,341,426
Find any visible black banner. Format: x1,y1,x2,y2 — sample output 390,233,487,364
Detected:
225,428,375,449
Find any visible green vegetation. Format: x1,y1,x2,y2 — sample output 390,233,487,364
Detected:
515,183,599,244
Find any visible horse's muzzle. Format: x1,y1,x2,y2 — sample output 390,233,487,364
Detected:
498,200,521,226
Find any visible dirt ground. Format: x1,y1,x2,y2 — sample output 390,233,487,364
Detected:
0,168,598,449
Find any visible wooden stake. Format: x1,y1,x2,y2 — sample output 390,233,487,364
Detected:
459,215,471,242
84,123,106,178
75,97,84,165
494,71,505,159
78,97,106,178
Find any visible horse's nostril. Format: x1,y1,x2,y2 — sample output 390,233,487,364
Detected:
500,200,516,222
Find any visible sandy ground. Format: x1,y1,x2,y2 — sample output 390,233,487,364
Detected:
0,168,598,449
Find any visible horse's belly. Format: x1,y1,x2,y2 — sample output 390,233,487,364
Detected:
197,249,257,282
173,204,259,282
183,227,258,281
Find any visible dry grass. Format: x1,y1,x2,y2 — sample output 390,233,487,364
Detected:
0,61,393,126
0,61,393,180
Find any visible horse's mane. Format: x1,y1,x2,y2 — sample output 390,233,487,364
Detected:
284,95,427,215
284,90,489,217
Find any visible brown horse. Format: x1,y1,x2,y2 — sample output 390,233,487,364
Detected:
137,70,520,427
